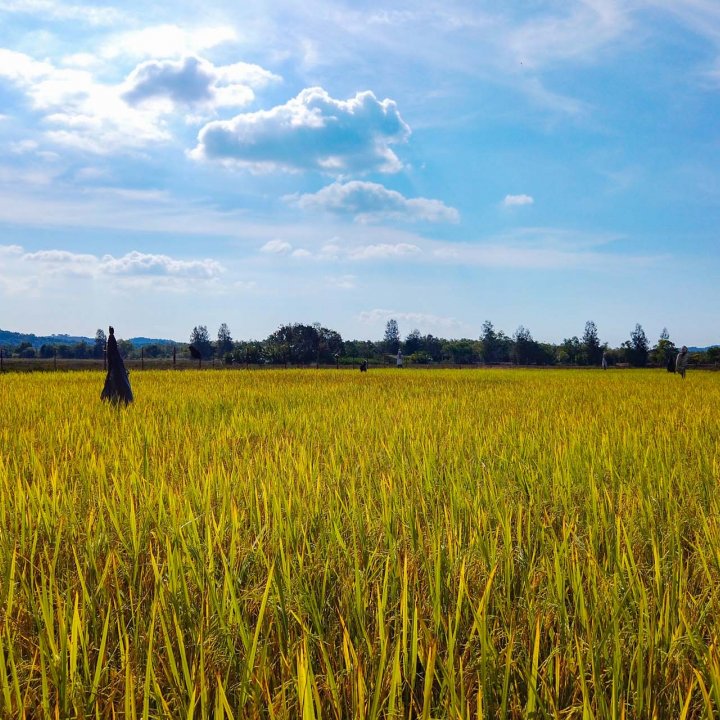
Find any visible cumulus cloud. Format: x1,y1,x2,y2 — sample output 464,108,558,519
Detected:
16,246,224,280
287,181,459,223
99,251,223,278
192,87,410,174
503,194,534,206
0,49,278,152
0,49,169,151
122,56,279,110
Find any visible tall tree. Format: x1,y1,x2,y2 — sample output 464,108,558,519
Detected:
384,319,401,354
511,325,540,365
623,323,649,367
189,325,213,359
582,321,603,365
216,323,233,357
480,320,498,362
93,328,106,359
650,327,676,367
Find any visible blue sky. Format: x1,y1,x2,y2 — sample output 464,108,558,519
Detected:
0,0,718,346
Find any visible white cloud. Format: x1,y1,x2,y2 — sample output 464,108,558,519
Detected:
503,194,535,206
102,24,237,60
287,181,459,223
122,56,279,110
18,247,224,279
0,49,278,152
261,239,292,254
99,251,223,278
291,248,312,258
192,87,410,174
0,49,170,151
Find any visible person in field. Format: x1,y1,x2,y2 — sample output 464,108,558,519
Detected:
601,352,608,370
675,345,689,379
101,326,134,404
396,349,403,368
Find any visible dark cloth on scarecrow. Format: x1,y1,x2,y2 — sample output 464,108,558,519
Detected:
101,328,133,404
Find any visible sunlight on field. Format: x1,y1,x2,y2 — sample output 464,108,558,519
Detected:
1,369,719,718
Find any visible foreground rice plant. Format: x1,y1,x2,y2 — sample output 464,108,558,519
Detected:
0,368,719,718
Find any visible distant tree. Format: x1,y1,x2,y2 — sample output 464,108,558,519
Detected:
117,339,134,358
582,321,603,365
233,340,264,365
557,336,581,365
39,344,56,359
93,329,106,359
189,325,213,359
480,320,499,363
315,324,344,362
216,323,233,357
264,323,343,365
705,346,720,365
16,342,35,358
650,327,676,367
442,339,481,364
404,329,422,355
622,323,649,367
536,343,558,365
384,319,401,354
73,341,91,359
511,326,541,365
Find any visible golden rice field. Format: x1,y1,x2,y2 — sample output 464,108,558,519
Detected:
1,368,719,719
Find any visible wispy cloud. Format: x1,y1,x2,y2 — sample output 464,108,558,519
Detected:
324,274,357,289
260,239,293,254
358,308,463,333
192,87,410,174
347,243,421,260
287,181,459,223
0,0,124,25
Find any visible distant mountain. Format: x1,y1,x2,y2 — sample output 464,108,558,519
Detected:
0,328,179,348
128,337,178,347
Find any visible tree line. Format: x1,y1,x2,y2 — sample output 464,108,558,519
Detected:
3,320,718,367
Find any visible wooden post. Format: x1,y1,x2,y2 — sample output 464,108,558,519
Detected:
141,346,144,370
173,346,176,368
